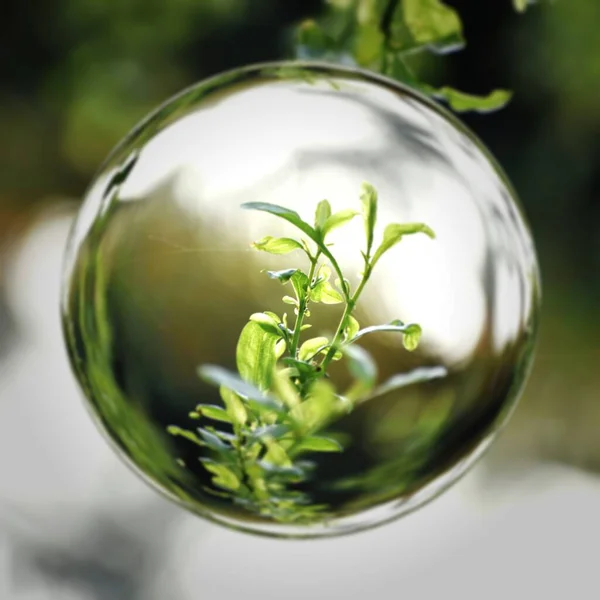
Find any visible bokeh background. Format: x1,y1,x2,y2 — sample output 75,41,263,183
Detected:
1,1,598,598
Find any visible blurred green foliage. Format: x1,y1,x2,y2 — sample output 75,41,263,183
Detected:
295,0,512,112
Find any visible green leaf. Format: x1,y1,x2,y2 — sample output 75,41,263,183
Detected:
335,277,351,296
220,386,247,427
257,461,305,481
198,365,282,412
266,268,298,283
242,201,318,240
372,222,435,265
354,22,384,66
323,209,360,237
375,365,447,395
350,320,423,351
343,344,378,388
311,280,344,304
360,182,378,255
271,368,302,409
166,426,204,447
198,405,232,424
290,270,309,301
236,321,280,390
251,236,303,255
264,311,281,322
201,460,241,491
315,199,332,231
250,424,292,443
513,0,530,12
291,379,339,432
344,315,361,341
197,427,232,454
400,0,465,55
316,264,332,282
402,323,422,351
210,429,237,443
299,336,330,361
295,436,343,453
242,201,349,299
275,338,287,359
249,312,282,337
432,87,513,113
281,357,319,378
282,295,298,306
263,438,292,467
385,53,416,84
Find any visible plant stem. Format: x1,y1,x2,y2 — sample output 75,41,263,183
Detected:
289,254,320,358
320,265,373,370
319,245,351,303
380,0,401,75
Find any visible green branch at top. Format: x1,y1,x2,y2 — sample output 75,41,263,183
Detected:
295,0,538,113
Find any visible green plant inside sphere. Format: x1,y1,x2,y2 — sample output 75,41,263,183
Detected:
61,62,540,538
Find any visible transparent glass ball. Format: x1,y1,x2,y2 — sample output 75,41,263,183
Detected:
61,63,540,538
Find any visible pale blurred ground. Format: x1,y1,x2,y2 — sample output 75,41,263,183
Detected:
0,210,598,600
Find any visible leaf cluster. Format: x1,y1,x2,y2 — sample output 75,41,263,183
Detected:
295,0,529,113
169,183,440,524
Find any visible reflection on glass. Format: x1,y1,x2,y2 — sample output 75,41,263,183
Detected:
61,63,540,538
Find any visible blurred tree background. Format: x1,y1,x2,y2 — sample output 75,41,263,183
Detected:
0,0,598,474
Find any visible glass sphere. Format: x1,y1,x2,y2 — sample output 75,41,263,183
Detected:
61,62,540,538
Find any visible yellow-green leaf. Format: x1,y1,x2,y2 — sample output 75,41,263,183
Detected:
323,208,360,237
202,461,240,491
372,222,435,265
271,368,302,409
236,321,280,391
275,338,287,359
290,270,309,300
360,182,378,255
295,436,343,453
311,280,344,304
299,336,330,361
434,87,513,113
354,22,384,66
166,426,204,447
263,438,292,467
249,312,282,336
220,386,247,427
198,405,232,424
513,0,529,12
291,379,339,432
402,0,465,54
251,236,303,255
344,315,361,341
317,264,332,281
402,323,422,351
315,199,332,231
